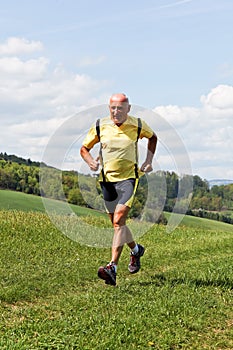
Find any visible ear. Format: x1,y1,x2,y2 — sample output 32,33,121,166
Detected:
128,104,131,112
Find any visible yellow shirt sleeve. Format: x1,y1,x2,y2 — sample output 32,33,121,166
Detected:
140,119,154,139
82,122,99,150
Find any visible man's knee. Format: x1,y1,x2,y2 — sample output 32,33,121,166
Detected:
113,205,129,227
113,214,125,227
114,220,125,227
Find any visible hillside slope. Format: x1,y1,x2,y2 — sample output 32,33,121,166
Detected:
1,189,232,232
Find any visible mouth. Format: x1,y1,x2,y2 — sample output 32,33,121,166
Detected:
113,115,121,120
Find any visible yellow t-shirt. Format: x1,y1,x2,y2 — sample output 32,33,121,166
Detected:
82,115,154,182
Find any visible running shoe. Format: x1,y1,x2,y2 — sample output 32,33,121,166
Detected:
98,264,116,286
128,244,145,274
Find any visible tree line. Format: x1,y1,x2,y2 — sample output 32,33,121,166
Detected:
0,153,232,224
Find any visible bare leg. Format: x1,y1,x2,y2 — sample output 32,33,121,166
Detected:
110,204,136,264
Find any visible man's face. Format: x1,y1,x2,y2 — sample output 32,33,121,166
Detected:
109,100,130,125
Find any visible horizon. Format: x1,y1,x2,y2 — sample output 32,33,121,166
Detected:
1,150,233,183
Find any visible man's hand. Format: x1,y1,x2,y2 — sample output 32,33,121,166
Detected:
89,157,99,171
80,146,100,172
140,162,153,173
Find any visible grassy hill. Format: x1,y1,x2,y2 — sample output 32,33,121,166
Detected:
0,189,105,217
1,189,232,233
0,209,232,349
164,211,233,233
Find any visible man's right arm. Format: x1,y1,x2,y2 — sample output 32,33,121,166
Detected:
80,146,99,171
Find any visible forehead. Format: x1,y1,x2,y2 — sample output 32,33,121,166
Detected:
109,100,128,107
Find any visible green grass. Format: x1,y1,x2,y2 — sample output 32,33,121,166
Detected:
0,189,104,217
0,210,232,349
1,189,233,233
221,210,233,219
165,211,233,233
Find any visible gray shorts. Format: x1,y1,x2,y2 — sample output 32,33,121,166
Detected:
100,178,138,213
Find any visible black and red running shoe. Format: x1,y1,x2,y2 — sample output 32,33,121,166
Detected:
98,264,117,286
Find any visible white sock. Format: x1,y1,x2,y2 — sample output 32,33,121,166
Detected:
108,261,117,272
131,244,139,255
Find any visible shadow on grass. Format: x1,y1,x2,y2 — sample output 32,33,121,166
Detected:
139,273,233,290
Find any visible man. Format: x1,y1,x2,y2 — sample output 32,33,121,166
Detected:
80,93,157,286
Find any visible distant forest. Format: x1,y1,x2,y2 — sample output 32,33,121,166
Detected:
0,152,233,224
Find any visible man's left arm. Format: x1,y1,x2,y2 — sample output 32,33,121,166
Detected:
140,133,157,173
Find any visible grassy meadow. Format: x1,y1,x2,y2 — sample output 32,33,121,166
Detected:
0,190,105,217
0,190,233,349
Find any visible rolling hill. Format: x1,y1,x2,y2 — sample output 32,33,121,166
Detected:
1,189,232,233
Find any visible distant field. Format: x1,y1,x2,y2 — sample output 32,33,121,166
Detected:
222,210,233,219
165,211,233,233
0,189,104,217
1,189,232,233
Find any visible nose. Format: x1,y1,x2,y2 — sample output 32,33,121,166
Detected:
113,107,121,113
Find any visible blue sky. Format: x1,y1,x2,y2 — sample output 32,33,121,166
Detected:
0,0,233,180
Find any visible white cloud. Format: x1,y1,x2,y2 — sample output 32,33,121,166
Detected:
0,37,43,56
5,117,67,161
201,84,233,111
0,44,109,121
0,37,110,162
0,56,49,79
10,117,67,137
154,105,198,127
153,85,233,179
